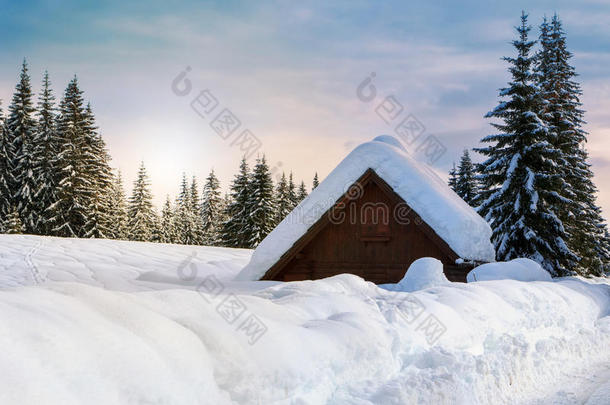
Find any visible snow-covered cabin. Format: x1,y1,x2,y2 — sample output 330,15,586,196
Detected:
238,136,495,283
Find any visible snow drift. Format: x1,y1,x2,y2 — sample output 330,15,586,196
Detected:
467,258,552,283
1,235,609,404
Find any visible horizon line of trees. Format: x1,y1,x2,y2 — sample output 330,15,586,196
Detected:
448,12,610,277
0,59,320,248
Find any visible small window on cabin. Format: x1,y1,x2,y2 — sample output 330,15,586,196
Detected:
360,203,390,242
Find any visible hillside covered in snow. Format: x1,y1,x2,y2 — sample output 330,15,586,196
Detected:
1,234,609,404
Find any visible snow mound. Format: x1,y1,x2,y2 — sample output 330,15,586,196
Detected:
238,136,495,281
382,257,450,292
467,258,552,282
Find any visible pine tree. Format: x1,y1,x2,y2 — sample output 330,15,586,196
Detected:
448,163,458,192
127,162,157,241
0,100,13,222
107,170,129,239
31,71,59,234
46,76,90,237
275,172,291,224
455,150,479,207
247,155,276,247
174,173,199,245
475,12,577,276
159,195,177,243
201,169,223,245
312,172,319,190
536,15,610,276
82,103,114,238
287,172,298,209
190,176,204,244
7,60,37,233
221,158,251,248
297,180,308,203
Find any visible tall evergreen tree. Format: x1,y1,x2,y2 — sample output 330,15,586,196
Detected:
174,173,199,244
46,76,90,237
275,172,291,224
82,103,114,238
287,172,298,209
7,59,37,233
536,15,610,275
475,12,577,276
31,71,59,234
455,150,479,207
448,163,458,193
190,176,204,244
201,169,223,245
247,155,276,247
297,180,308,203
312,172,319,190
127,162,157,241
221,158,251,248
107,170,129,239
0,100,12,223
159,195,177,243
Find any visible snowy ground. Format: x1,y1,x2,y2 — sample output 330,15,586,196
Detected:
1,234,609,404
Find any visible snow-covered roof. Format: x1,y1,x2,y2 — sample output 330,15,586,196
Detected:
237,136,495,281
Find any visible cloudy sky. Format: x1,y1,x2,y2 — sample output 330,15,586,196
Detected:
1,0,609,215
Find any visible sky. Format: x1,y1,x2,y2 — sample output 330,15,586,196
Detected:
1,0,609,216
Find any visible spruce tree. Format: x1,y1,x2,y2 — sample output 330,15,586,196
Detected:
174,173,199,245
297,180,308,203
201,169,222,245
189,176,204,244
127,162,157,241
536,15,610,275
0,101,12,222
31,71,59,234
448,163,458,193
455,150,479,207
159,195,177,243
275,172,291,224
312,172,319,190
221,158,251,248
107,170,129,239
475,12,577,276
2,206,24,234
46,76,90,237
7,60,37,233
82,103,114,238
287,172,298,209
247,155,276,247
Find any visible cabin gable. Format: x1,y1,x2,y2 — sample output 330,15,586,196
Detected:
261,169,469,283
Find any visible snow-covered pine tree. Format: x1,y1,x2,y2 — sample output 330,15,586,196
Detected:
221,158,251,248
455,150,479,207
0,100,13,223
536,15,610,276
82,103,114,238
46,76,90,237
247,155,276,247
274,172,291,224
31,71,60,235
107,170,129,239
475,12,577,276
7,60,38,233
297,180,308,203
448,163,458,192
312,172,319,190
159,195,177,243
287,172,298,209
189,176,204,244
201,169,223,245
127,162,158,241
174,173,199,245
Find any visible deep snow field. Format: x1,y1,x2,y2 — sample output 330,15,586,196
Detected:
1,234,609,404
